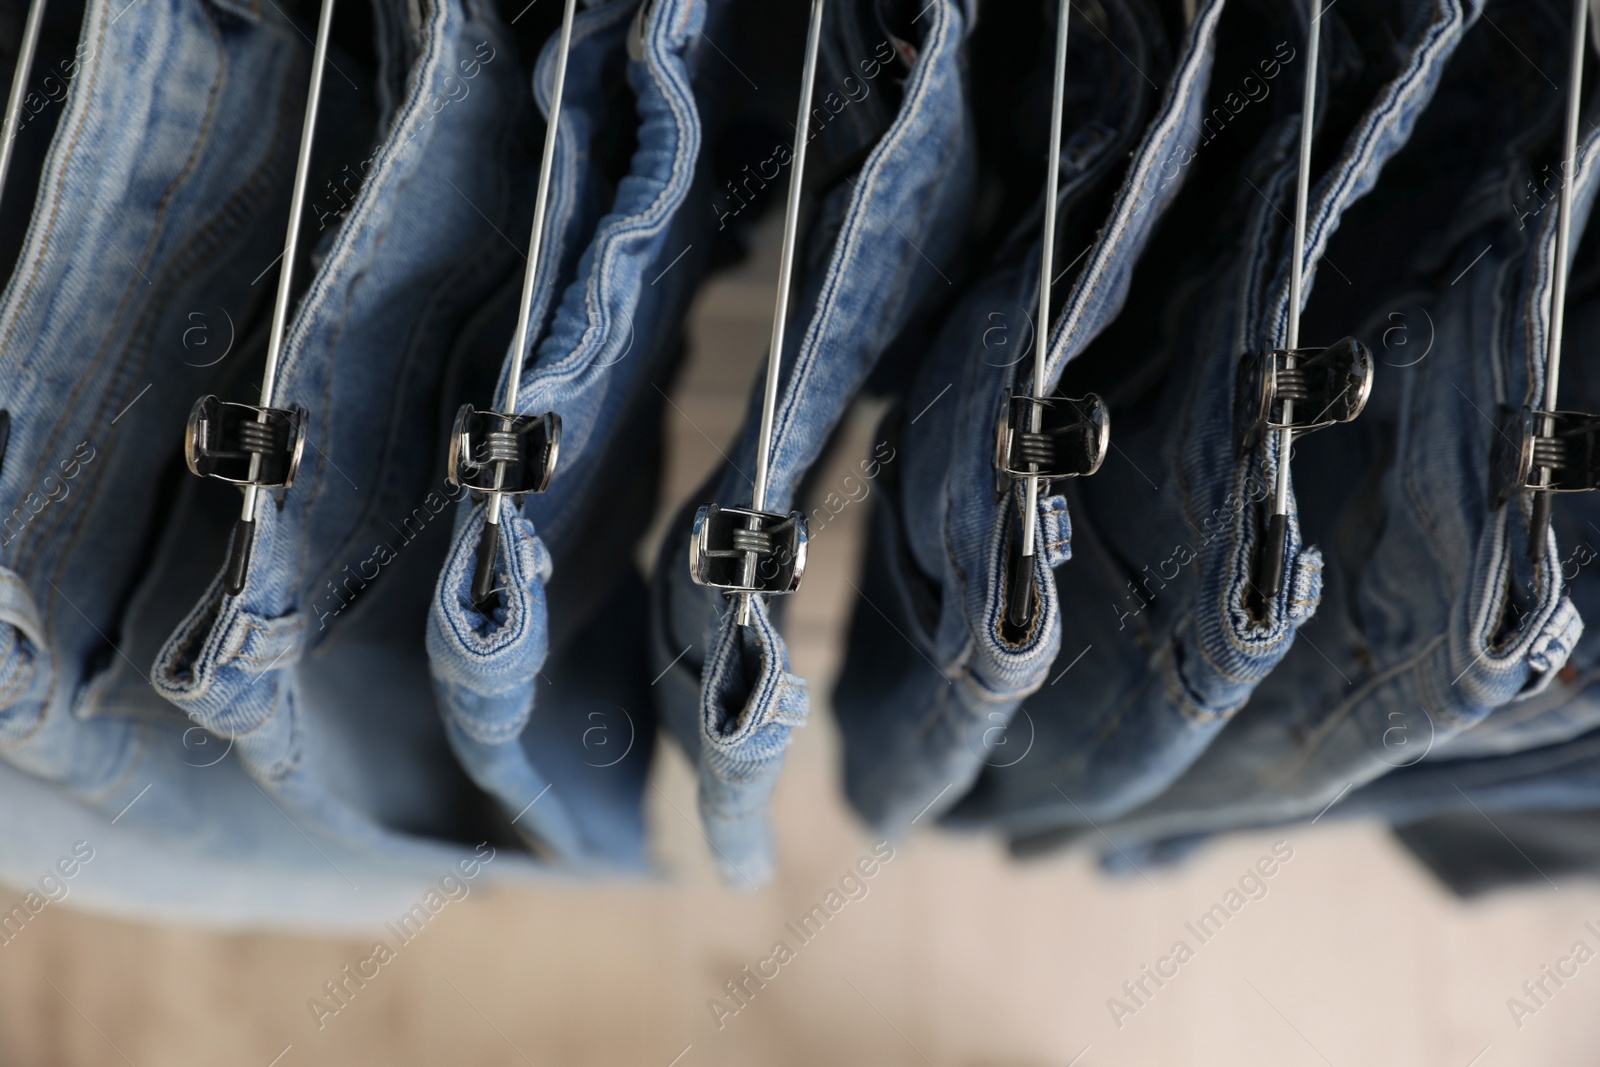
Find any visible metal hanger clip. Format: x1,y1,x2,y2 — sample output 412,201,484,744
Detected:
446,405,561,498
688,504,808,597
184,397,308,489
1495,406,1600,508
1236,337,1372,455
1518,0,1599,564
993,389,1110,484
460,0,578,611
181,0,338,596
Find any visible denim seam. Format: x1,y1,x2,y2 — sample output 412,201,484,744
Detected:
0,574,48,741
768,0,956,483
438,518,542,661
701,604,802,748
1266,2,1463,341
983,498,1054,655
303,140,499,599
954,666,1032,708
490,7,623,398
1045,0,1224,383
17,5,232,579
279,0,459,600
517,11,697,405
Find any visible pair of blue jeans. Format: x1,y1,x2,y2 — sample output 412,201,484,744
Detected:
1303,117,1600,836
148,0,562,878
946,0,1476,850
0,0,371,882
1077,2,1588,867
0,0,514,924
650,0,976,886
834,0,1229,837
427,0,733,870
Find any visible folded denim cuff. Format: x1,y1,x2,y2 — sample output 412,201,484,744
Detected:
695,600,808,885
973,496,1062,693
427,503,552,741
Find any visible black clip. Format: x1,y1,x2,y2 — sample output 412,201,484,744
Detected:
1237,336,1373,454
1493,406,1600,510
993,390,1110,483
688,504,808,597
184,396,307,488
446,404,561,498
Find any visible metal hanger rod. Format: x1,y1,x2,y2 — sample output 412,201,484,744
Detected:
1274,0,1320,522
242,0,339,526
0,0,48,210
1546,0,1588,415
1529,0,1590,565
484,0,579,537
752,0,825,517
737,0,826,626
1020,0,1072,576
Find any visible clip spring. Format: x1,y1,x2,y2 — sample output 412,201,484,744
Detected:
1494,408,1600,509
994,391,1110,483
447,406,561,497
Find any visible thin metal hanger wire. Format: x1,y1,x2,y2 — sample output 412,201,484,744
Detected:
1265,0,1321,585
1010,0,1071,629
0,0,49,210
481,0,579,546
736,0,826,627
238,0,339,533
1531,0,1590,564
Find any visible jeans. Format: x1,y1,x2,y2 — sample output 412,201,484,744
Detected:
946,0,1474,846
650,0,975,885
834,0,1225,836
0,0,346,857
0,0,531,924
1426,126,1600,760
1330,199,1600,825
151,0,550,871
1065,2,1589,865
426,0,728,870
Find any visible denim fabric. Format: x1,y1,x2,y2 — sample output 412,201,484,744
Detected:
0,0,527,923
1428,131,1600,759
945,0,1472,846
427,0,728,870
0,0,350,855
1068,7,1590,865
0,754,518,932
1310,132,1600,823
649,0,975,885
833,0,1219,836
1344,727,1600,826
1394,808,1600,896
150,0,553,871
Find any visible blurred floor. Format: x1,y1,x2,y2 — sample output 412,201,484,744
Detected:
2,219,1598,1067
